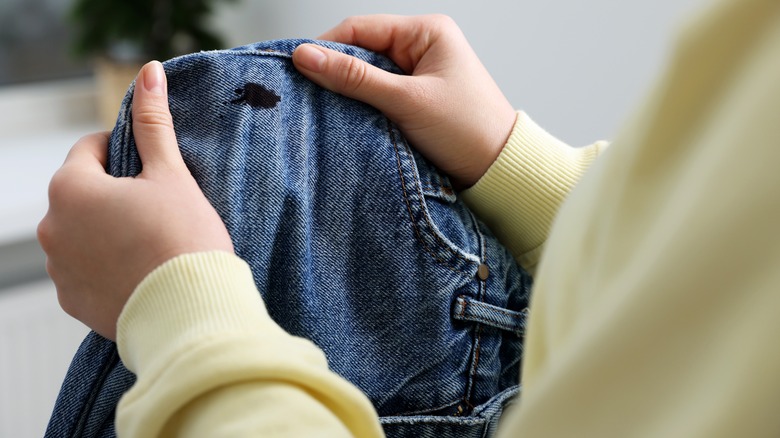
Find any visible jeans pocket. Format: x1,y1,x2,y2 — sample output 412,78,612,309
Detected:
389,126,482,277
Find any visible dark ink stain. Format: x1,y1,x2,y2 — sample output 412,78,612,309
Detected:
231,83,280,109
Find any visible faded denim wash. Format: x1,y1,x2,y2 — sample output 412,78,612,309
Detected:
45,39,532,438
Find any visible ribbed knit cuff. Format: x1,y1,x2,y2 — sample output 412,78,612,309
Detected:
117,251,284,376
461,111,607,271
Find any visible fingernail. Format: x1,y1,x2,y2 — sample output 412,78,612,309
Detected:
295,44,326,73
143,61,165,94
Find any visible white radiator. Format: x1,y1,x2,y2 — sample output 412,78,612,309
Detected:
0,279,89,437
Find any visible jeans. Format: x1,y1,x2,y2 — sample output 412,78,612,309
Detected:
45,39,532,438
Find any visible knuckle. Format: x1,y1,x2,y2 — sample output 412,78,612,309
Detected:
75,133,94,145
339,57,369,93
47,170,70,203
44,257,53,278
46,169,107,217
36,217,52,250
133,105,174,129
340,16,359,33
340,16,357,27
79,131,109,144
424,14,459,36
429,13,454,25
46,264,68,312
56,288,77,319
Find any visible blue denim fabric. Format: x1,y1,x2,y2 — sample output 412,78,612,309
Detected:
45,39,531,438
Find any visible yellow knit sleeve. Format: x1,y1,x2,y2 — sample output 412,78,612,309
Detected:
115,251,384,437
461,111,607,274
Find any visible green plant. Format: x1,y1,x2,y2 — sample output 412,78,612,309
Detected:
70,0,235,62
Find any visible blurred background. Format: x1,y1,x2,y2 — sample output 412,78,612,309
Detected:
0,0,705,435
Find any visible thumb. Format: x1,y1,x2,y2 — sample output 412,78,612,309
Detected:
131,61,186,173
293,44,408,114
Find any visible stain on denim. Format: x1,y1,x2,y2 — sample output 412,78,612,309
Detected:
232,83,281,108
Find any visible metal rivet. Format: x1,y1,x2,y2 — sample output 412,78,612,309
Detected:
477,263,489,281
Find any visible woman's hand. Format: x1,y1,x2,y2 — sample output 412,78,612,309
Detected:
293,14,517,188
37,61,234,341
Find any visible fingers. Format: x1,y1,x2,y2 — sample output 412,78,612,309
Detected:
131,61,187,173
318,15,422,72
62,131,110,171
42,133,113,254
317,15,457,72
48,133,112,213
293,44,410,113
318,15,406,50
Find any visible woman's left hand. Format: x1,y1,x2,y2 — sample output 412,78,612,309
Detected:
37,61,234,340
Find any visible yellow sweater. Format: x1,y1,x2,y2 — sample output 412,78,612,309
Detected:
115,0,780,435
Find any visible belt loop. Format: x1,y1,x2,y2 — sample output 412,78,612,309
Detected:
452,295,528,337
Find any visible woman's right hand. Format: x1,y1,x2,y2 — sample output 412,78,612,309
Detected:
292,14,517,189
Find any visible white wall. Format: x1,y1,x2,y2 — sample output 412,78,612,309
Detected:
214,0,707,146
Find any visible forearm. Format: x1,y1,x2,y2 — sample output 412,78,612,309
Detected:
115,252,384,437
461,111,608,274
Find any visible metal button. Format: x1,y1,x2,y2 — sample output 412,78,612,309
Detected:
477,263,490,281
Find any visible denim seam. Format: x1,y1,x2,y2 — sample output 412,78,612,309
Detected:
380,415,486,426
387,122,474,275
394,398,463,417
456,291,474,415
71,348,120,437
405,136,475,267
463,323,484,414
